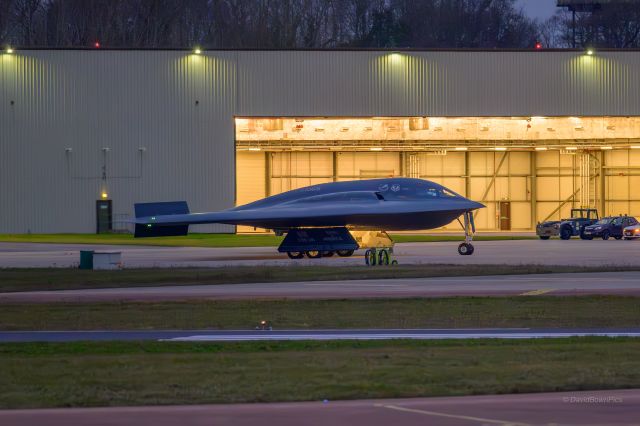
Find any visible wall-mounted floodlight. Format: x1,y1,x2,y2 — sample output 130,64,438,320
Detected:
138,147,147,152
101,191,108,199
586,49,594,56
6,47,13,54
65,147,73,153
101,147,111,152
194,47,202,55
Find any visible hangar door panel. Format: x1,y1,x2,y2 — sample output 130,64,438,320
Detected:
270,152,334,194
336,152,400,180
236,151,267,232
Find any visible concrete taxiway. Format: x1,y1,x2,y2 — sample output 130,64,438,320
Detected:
2,328,640,343
0,389,637,426
2,239,640,268
2,271,639,303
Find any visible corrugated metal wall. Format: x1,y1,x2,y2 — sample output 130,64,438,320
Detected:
2,50,640,233
1,50,236,233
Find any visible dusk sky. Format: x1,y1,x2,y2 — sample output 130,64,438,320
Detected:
516,0,558,21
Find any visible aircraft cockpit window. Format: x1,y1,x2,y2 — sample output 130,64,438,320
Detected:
418,188,458,198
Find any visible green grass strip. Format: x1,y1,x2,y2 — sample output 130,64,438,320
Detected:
0,338,638,408
1,264,636,292
2,296,639,331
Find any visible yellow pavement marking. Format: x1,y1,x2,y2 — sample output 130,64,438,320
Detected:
520,289,554,296
375,404,530,425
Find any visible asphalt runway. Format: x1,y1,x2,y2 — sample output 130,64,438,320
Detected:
2,328,640,343
2,239,640,268
1,389,637,425
2,271,639,303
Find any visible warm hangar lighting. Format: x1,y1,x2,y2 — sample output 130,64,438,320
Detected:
586,49,594,56
5,47,13,54
631,146,640,149
565,146,578,150
101,192,108,199
194,47,202,55
235,116,640,152
601,146,613,150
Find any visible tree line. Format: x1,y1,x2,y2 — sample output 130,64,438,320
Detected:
2,0,640,49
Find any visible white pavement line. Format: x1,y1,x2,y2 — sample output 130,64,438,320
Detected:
160,332,640,342
520,289,555,296
375,404,529,426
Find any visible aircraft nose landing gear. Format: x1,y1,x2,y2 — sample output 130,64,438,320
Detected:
457,211,476,256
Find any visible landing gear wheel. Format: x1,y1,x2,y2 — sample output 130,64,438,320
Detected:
286,251,304,259
602,231,610,241
322,251,335,257
306,250,322,259
539,236,550,240
336,250,355,257
458,243,474,256
560,226,572,240
365,249,377,266
377,249,390,265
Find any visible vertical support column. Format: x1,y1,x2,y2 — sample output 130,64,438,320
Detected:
265,152,271,197
531,151,537,230
399,152,406,177
464,151,471,198
600,151,606,216
332,151,338,182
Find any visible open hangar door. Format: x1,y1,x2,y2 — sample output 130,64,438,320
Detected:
235,117,640,233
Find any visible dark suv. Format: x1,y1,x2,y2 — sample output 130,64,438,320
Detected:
582,216,638,240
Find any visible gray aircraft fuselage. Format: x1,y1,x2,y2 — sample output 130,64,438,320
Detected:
134,178,484,236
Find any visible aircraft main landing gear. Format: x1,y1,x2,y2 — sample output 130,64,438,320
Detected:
364,248,398,266
457,211,476,256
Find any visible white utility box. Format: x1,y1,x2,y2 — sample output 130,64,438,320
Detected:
92,252,122,270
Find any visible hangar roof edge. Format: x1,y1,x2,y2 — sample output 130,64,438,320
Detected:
8,47,640,53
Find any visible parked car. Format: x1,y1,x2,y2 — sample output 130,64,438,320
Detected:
536,208,599,240
583,216,638,240
624,223,640,240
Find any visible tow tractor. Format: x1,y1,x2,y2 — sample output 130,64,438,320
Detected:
277,227,397,265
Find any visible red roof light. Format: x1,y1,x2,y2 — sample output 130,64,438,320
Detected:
94,42,101,48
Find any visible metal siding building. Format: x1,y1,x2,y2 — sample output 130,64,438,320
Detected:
1,49,640,233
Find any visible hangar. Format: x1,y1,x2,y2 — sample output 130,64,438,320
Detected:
2,49,640,233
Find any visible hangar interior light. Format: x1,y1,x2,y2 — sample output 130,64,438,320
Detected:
236,116,640,153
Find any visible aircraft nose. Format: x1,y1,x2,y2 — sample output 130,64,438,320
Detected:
464,200,485,210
